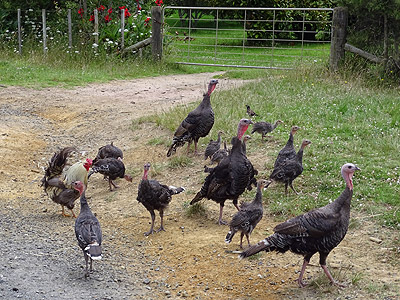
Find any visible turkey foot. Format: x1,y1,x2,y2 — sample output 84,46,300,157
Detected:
156,226,165,233
144,229,154,236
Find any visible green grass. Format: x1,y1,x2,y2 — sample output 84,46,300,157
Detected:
154,66,400,228
164,12,330,68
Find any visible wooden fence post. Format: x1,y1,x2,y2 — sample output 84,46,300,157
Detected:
17,9,22,55
42,9,47,54
68,9,72,49
151,6,163,60
121,9,125,51
330,7,348,71
94,9,99,48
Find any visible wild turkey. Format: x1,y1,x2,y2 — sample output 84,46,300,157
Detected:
75,190,102,277
167,79,218,157
137,163,185,236
93,142,123,164
251,120,283,140
273,126,300,168
270,139,311,194
41,147,92,217
225,179,271,248
190,119,257,225
240,163,360,287
204,130,223,160
88,157,132,191
210,141,229,165
246,105,258,117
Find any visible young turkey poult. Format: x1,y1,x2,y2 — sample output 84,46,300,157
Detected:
167,79,218,157
270,139,311,194
251,120,283,140
225,179,271,249
240,163,360,287
273,125,300,168
137,163,185,236
88,157,132,191
92,141,123,164
190,119,257,225
204,130,224,160
75,190,102,277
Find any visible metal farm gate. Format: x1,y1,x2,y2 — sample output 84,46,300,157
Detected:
163,7,333,69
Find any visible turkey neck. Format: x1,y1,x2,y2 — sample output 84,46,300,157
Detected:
199,93,211,109
142,169,149,181
272,121,280,129
253,185,263,205
79,191,90,213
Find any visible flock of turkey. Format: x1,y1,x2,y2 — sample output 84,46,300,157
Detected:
41,79,359,288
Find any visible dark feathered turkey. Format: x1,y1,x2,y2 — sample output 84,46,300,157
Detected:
137,163,185,236
225,179,271,248
251,120,283,140
41,147,86,217
167,80,218,157
88,157,132,191
210,141,229,165
270,139,311,194
190,119,257,225
241,163,360,287
273,126,300,169
93,142,123,164
246,104,258,117
204,130,223,160
75,190,102,277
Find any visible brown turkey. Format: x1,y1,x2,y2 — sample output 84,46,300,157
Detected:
240,163,360,287
251,120,283,140
270,139,311,194
204,130,223,160
225,179,271,249
93,142,123,164
137,163,185,236
167,79,218,157
88,157,132,191
210,141,229,165
41,147,91,217
190,119,257,225
273,125,300,168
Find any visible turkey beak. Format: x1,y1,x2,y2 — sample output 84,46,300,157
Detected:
263,180,272,190
355,166,361,171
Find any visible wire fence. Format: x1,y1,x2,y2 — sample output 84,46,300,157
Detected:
164,6,333,69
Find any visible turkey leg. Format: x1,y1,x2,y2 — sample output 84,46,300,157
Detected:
321,265,346,287
239,232,244,249
289,182,298,194
297,256,311,287
144,210,156,236
84,252,89,278
109,179,119,191
156,209,166,232
61,205,71,217
218,204,227,225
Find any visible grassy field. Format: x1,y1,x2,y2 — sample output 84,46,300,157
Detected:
164,10,331,68
153,66,400,229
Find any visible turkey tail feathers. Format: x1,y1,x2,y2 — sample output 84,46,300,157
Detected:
239,239,271,259
169,186,185,195
84,243,102,260
190,192,203,205
225,230,235,244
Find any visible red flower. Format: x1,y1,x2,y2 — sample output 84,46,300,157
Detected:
155,0,163,6
98,5,105,11
119,6,126,10
108,8,112,14
105,14,112,23
124,8,131,18
89,14,95,22
144,17,151,26
137,4,141,11
78,8,84,16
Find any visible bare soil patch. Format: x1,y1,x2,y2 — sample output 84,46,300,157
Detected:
0,72,398,300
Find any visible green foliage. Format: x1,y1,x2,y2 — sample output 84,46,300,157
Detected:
183,201,207,217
